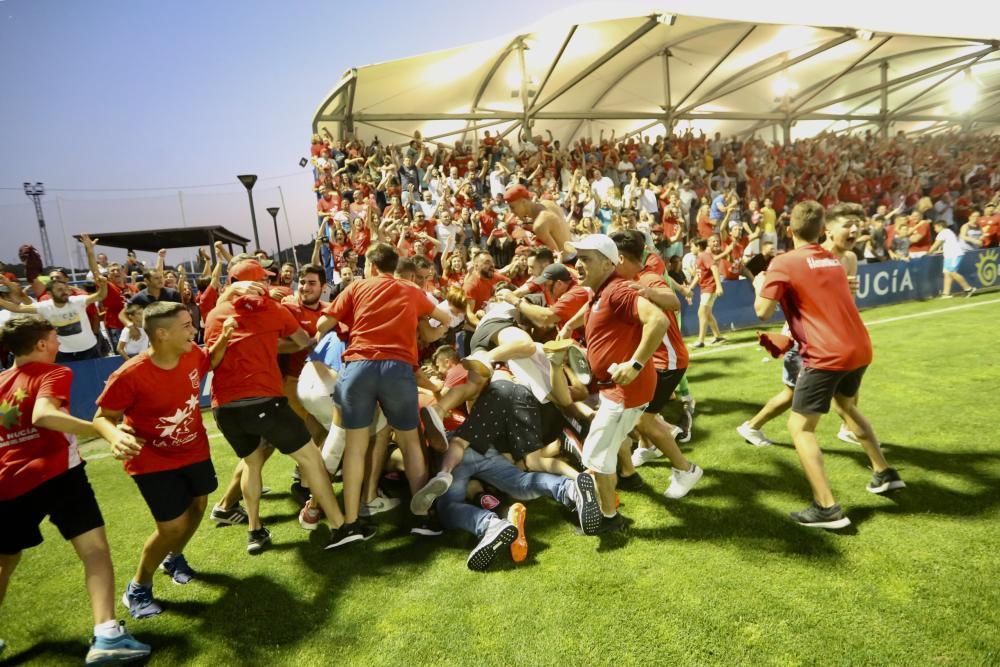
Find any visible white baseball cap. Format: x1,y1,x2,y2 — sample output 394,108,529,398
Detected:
565,234,619,264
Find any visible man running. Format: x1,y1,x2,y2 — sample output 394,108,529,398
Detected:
752,201,904,529
562,234,668,534
0,315,150,664
94,302,236,618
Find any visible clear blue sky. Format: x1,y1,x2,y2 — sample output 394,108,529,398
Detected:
0,0,579,269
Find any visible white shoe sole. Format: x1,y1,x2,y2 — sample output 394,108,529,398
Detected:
867,480,906,494
793,516,852,529
467,525,518,572
410,474,452,516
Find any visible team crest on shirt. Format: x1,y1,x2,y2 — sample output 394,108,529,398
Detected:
188,369,200,390
154,394,201,447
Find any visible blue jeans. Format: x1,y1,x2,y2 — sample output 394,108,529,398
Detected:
333,359,418,430
320,243,335,283
437,447,573,538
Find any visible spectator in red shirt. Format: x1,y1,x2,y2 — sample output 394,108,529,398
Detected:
907,213,933,257
692,237,726,348
316,243,451,544
463,253,504,317
205,258,345,554
505,263,589,337
562,234,668,534
0,315,151,663
94,302,235,618
753,201,904,529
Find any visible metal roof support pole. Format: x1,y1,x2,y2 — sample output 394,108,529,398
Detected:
879,61,890,138
890,51,993,122
662,49,673,134
790,35,893,115
517,39,531,140
673,25,756,111
208,231,217,265
343,75,358,141
782,118,792,146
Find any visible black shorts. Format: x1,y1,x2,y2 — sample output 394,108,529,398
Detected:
214,397,311,459
469,317,516,353
645,368,687,413
0,464,104,555
792,365,868,415
132,459,218,523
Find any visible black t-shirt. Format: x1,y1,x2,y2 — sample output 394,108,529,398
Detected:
130,287,181,307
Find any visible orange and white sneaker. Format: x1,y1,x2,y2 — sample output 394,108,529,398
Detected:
508,503,528,563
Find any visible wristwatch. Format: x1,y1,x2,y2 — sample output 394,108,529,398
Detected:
628,358,644,371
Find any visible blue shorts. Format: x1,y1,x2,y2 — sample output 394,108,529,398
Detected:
782,348,802,388
943,256,961,273
333,359,419,431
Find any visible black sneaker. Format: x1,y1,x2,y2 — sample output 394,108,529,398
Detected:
466,518,518,572
593,513,627,535
247,527,272,554
325,521,377,550
691,341,705,349
574,473,603,536
410,515,444,537
867,467,906,494
211,503,248,525
789,502,851,529
710,336,727,345
617,472,644,491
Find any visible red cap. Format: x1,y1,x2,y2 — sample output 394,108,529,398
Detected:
228,260,274,283
504,183,531,203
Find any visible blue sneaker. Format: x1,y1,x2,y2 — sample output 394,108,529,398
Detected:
122,581,162,619
161,553,196,585
85,622,151,665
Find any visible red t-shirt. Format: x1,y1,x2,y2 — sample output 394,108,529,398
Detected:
96,347,211,475
325,275,435,367
197,284,218,323
909,220,932,253
0,363,80,500
638,269,688,371
697,215,715,239
583,276,656,408
696,250,718,293
550,285,590,327
279,296,327,378
464,272,504,311
103,280,127,329
722,237,748,280
204,296,301,407
760,244,872,371
644,251,667,277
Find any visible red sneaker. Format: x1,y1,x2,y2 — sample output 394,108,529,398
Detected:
298,503,323,531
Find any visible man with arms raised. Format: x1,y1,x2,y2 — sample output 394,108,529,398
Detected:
204,257,345,553
0,315,149,664
562,234,668,534
752,201,904,529
94,302,236,618
316,243,452,546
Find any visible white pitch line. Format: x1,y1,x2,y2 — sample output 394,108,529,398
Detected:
687,296,1000,359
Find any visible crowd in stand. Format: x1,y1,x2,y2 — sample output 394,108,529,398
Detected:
0,126,997,664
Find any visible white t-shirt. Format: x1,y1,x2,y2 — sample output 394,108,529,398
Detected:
591,177,614,202
35,295,97,353
121,327,150,357
936,228,964,260
436,223,461,255
488,171,507,198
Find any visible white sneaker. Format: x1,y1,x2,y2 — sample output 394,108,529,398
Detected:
664,463,703,499
467,516,518,572
837,425,862,446
359,494,401,517
630,446,662,468
737,421,773,447
410,472,453,516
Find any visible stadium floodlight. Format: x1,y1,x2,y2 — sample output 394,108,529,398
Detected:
22,181,54,267
237,174,261,251
772,75,797,97
655,13,677,25
953,74,977,112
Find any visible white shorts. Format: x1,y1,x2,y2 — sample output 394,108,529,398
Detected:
581,394,646,474
298,361,388,434
699,291,718,307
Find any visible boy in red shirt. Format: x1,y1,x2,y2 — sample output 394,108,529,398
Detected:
204,258,346,554
562,234,668,535
316,243,451,546
0,315,150,664
95,302,236,619
753,201,904,529
610,231,704,498
692,237,726,348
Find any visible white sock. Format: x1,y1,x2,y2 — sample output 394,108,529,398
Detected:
94,620,123,639
321,424,347,475
602,511,617,519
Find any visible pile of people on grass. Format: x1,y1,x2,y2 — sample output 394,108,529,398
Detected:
0,123,997,665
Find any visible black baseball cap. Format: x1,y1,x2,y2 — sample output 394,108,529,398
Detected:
531,263,572,285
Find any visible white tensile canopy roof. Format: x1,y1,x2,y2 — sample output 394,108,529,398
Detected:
313,1,1000,146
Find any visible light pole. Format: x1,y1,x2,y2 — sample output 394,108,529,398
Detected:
23,182,54,268
266,206,282,263
237,174,261,250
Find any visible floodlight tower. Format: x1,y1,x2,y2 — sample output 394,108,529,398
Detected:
266,207,282,263
237,174,261,251
23,182,54,267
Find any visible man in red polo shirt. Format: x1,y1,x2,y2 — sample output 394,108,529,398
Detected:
204,258,345,554
753,201,904,530
505,263,589,337
562,234,668,535
94,302,235,619
692,236,726,348
316,243,451,546
611,230,703,498
463,253,503,318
